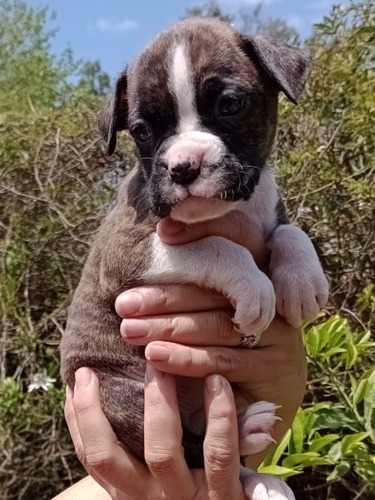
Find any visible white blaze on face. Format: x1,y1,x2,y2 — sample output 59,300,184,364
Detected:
165,44,225,171
164,41,231,223
170,43,200,133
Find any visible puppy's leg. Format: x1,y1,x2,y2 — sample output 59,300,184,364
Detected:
268,225,329,327
236,401,295,499
143,234,276,335
98,372,145,461
240,467,296,500
238,401,280,457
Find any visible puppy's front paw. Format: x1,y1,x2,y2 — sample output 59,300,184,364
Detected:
238,401,280,456
240,468,295,500
232,273,276,335
272,264,329,328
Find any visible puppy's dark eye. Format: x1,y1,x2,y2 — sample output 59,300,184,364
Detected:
217,95,244,117
131,123,152,143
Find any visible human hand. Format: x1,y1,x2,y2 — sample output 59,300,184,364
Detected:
115,212,307,468
64,366,248,500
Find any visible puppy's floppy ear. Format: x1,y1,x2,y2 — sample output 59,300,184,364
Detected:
241,36,313,104
98,70,128,155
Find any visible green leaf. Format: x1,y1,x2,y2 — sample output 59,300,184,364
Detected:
264,429,291,467
306,407,358,437
327,462,351,482
345,340,358,369
290,413,305,454
353,378,370,406
282,452,330,468
321,347,346,360
328,442,343,462
341,433,369,457
353,447,375,484
258,465,302,478
308,434,340,453
304,326,320,357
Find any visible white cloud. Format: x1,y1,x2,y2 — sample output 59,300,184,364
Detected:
92,17,138,34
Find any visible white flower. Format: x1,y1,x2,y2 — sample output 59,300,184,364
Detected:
28,373,56,392
297,206,312,217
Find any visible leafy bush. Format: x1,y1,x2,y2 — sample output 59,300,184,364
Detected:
274,2,375,324
260,315,375,498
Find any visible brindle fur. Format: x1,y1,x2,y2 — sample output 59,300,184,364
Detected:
60,18,312,467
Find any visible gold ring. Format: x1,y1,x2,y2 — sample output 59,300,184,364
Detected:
240,333,261,349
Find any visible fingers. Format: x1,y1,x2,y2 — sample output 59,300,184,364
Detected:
120,309,242,347
157,211,270,269
204,375,246,500
70,368,151,497
64,385,84,460
144,365,197,499
115,284,228,318
145,341,253,382
144,316,302,382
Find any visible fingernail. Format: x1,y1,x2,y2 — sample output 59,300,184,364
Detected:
146,344,170,361
122,319,149,338
157,218,186,236
145,363,155,384
116,291,142,315
75,368,92,390
206,375,222,395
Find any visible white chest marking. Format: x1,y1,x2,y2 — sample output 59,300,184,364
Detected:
169,44,200,133
237,169,279,238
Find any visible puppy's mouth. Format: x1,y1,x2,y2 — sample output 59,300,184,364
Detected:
158,182,240,223
170,196,238,223
150,158,261,220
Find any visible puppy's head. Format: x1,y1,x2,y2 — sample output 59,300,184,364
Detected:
99,18,312,223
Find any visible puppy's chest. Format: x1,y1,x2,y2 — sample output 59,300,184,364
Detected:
117,170,278,287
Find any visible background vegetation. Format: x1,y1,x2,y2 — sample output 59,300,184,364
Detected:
0,1,374,498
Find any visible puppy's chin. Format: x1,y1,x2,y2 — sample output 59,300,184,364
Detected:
170,197,239,223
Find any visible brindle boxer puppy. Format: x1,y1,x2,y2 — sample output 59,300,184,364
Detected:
61,18,328,499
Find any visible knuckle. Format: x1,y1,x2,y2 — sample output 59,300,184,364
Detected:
156,284,173,310
204,443,235,471
164,316,178,339
145,451,176,475
212,349,242,373
180,347,195,370
214,312,235,342
84,450,114,477
74,443,85,466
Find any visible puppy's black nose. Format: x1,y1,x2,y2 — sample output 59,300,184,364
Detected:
170,161,200,185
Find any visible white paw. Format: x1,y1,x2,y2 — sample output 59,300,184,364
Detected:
238,402,281,456
240,467,295,500
231,272,276,335
272,264,329,328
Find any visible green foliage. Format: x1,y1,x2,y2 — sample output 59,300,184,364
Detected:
238,2,300,44
274,1,375,324
260,316,375,498
0,1,134,497
184,1,299,43
183,1,235,23
0,0,73,113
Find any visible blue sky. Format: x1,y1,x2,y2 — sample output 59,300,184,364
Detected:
25,0,343,78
